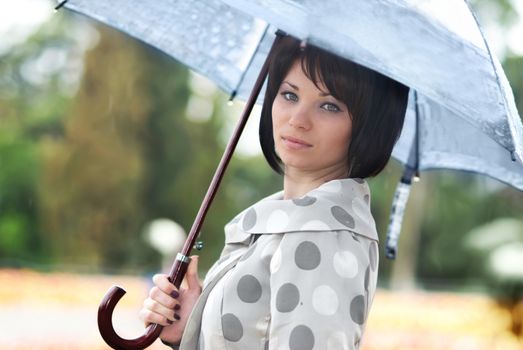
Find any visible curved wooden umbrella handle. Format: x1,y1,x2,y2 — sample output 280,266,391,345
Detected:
98,257,189,349
98,286,163,350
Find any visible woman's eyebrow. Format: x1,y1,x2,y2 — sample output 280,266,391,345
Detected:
282,81,333,97
282,81,298,90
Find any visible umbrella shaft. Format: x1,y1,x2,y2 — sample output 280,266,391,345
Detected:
169,31,285,282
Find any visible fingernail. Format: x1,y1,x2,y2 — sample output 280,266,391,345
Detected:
174,304,181,311
170,290,179,298
167,319,173,325
174,313,181,321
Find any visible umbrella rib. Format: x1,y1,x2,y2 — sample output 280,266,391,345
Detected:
229,24,270,102
414,90,420,177
464,0,517,161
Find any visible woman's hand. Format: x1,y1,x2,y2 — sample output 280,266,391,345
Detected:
139,255,202,345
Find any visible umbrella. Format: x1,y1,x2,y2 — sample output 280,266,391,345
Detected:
53,0,523,349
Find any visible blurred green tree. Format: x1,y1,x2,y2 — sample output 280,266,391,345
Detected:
0,12,75,265
39,25,155,270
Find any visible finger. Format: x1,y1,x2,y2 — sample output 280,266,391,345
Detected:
185,255,201,290
152,274,180,299
143,298,180,322
149,286,178,309
139,308,172,327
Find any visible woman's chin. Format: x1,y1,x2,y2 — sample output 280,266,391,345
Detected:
281,159,314,173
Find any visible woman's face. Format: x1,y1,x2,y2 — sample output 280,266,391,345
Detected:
272,60,353,176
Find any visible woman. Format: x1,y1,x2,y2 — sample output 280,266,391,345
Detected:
140,36,409,350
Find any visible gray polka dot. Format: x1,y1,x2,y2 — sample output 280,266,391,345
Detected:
276,283,300,312
364,194,370,204
369,241,378,271
222,313,243,342
295,241,321,270
289,325,314,350
353,178,365,184
242,208,257,231
237,275,262,303
350,295,366,325
351,232,360,242
292,196,317,206
331,206,355,229
364,266,370,292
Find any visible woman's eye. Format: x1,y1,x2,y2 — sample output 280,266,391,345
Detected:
281,91,298,102
322,103,341,113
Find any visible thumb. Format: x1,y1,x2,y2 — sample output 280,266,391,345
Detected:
185,255,201,290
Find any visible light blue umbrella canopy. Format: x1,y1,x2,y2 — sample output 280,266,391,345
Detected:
56,0,523,257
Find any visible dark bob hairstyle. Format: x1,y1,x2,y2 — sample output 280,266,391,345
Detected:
259,36,410,179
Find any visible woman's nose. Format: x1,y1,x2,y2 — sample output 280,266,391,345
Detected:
288,105,312,130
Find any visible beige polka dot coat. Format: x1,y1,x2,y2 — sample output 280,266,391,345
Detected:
177,178,379,350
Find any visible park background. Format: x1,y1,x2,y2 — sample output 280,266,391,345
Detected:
0,0,522,348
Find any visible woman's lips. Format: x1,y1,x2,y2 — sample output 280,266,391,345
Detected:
282,136,312,149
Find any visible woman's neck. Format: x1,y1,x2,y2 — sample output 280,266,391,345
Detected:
282,165,348,199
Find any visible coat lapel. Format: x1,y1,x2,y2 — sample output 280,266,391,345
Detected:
230,178,378,242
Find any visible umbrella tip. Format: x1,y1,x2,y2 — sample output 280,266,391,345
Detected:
299,39,307,51
54,0,68,12
228,90,237,105
385,247,397,260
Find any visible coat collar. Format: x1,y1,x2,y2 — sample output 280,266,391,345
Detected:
224,178,378,245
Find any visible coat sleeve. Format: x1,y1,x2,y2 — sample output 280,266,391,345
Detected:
267,230,379,350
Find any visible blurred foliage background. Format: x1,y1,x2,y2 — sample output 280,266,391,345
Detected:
0,0,523,349
0,10,284,274
0,0,522,345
